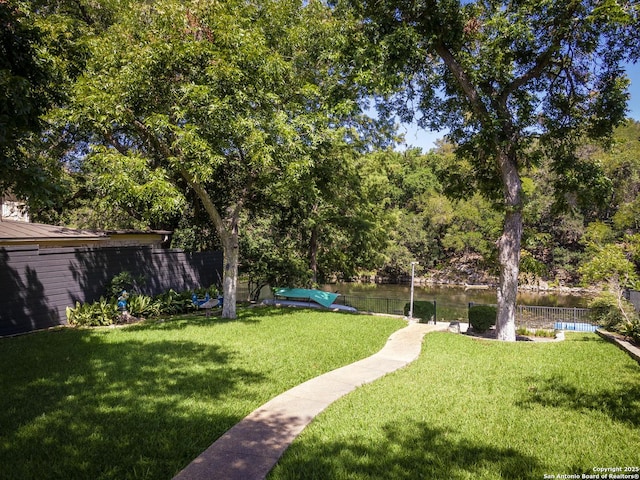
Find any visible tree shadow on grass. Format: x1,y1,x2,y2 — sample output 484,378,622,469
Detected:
120,307,272,332
0,328,266,480
566,334,606,342
516,374,640,427
270,422,542,480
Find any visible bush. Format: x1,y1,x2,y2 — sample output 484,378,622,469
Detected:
404,301,436,323
65,285,220,328
589,292,640,344
468,305,497,332
66,301,94,326
126,294,158,317
107,271,145,298
66,297,118,326
619,318,640,344
193,285,220,299
588,293,628,329
153,289,194,315
515,327,555,338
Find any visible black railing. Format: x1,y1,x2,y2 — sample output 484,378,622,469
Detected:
468,302,595,331
334,295,436,322
334,295,408,315
516,305,594,330
253,288,595,330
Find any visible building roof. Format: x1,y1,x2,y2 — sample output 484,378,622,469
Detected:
0,220,106,242
0,220,172,248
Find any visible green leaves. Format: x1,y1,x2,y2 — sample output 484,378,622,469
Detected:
50,0,379,317
0,0,70,203
579,243,638,288
75,146,186,229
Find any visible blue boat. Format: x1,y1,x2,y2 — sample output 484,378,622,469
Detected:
262,288,357,312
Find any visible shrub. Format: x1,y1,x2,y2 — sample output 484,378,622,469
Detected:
589,291,640,344
619,318,640,344
153,289,193,315
66,298,118,326
94,297,118,325
107,271,145,298
193,285,220,299
588,292,633,330
65,285,220,328
404,301,436,323
66,301,93,326
534,329,556,338
515,327,555,338
468,305,497,332
126,294,157,317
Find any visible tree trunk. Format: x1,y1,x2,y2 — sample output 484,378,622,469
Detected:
309,225,318,285
495,150,523,341
496,209,521,341
221,230,239,319
176,166,240,319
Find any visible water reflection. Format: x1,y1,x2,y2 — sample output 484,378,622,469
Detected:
321,283,591,321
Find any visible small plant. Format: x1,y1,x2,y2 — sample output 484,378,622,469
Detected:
126,294,157,317
65,285,221,328
534,329,556,338
516,326,557,338
619,318,640,344
588,287,640,345
153,289,193,315
588,292,628,330
66,298,117,326
66,301,94,326
193,285,219,299
95,297,118,325
468,305,497,333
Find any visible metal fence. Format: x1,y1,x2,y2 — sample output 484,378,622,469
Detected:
516,305,595,331
471,303,596,331
334,295,409,316
254,289,597,332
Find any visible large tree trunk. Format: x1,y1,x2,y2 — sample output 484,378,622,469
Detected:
177,166,240,319
495,150,523,341
221,231,238,319
496,209,522,341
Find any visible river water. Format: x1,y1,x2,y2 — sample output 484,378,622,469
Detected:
319,283,592,321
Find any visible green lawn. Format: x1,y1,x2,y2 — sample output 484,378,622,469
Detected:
269,332,640,480
0,308,405,480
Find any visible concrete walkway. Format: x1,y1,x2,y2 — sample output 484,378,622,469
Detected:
172,321,448,480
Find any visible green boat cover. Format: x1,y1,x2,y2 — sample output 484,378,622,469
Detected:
274,288,339,308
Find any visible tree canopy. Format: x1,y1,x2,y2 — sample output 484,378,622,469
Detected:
61,0,380,318
1,0,64,207
344,0,640,340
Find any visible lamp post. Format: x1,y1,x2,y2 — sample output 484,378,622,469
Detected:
409,261,418,320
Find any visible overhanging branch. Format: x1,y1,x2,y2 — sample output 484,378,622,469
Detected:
433,41,492,126
130,116,229,240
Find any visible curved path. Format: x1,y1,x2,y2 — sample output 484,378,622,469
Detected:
173,321,448,480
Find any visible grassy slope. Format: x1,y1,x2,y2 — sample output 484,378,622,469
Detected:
269,332,640,480
0,308,404,480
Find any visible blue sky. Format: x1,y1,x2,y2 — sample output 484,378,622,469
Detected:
397,62,640,152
